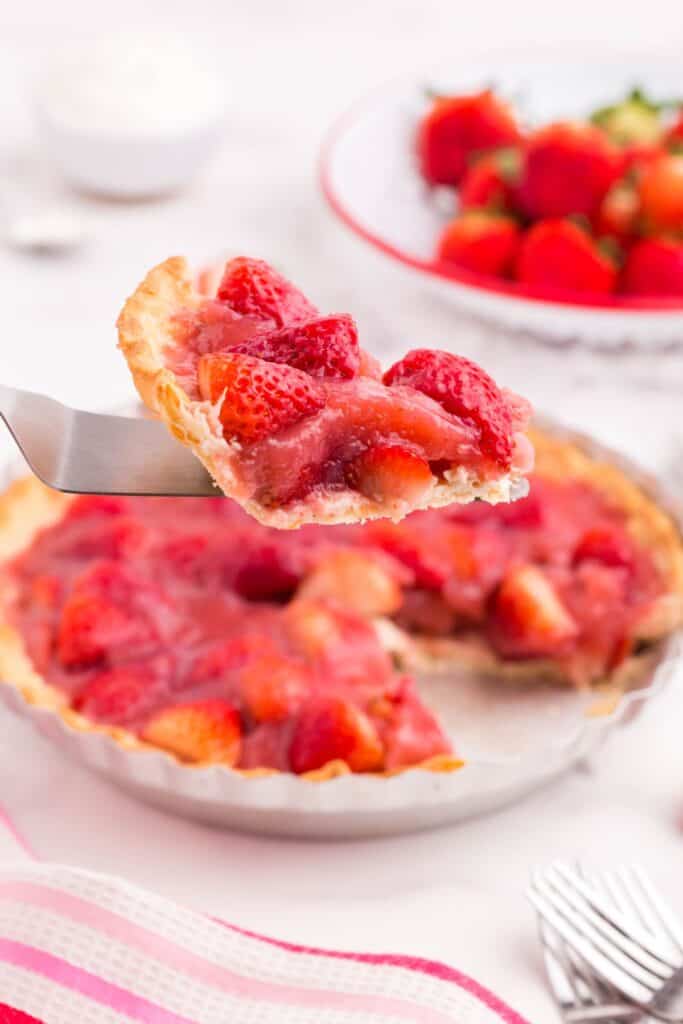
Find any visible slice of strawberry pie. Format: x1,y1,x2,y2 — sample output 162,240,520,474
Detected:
117,256,533,528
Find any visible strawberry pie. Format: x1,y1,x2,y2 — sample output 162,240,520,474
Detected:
117,256,533,528
0,481,457,777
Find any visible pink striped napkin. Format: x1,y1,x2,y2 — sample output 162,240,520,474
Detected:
0,806,527,1024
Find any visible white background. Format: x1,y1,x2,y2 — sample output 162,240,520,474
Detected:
2,1,683,1020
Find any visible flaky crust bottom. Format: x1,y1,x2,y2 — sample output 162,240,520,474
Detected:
116,257,527,529
0,477,462,780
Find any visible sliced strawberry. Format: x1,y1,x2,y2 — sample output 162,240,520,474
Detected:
437,210,520,278
297,549,404,617
361,521,448,590
230,315,360,380
417,90,521,186
198,352,326,444
216,257,317,327
234,543,301,601
239,655,310,722
573,526,635,571
345,444,434,505
380,679,452,770
74,660,166,725
621,238,683,297
66,495,131,519
488,564,579,659
516,219,618,295
383,349,516,468
141,699,242,764
518,121,621,219
289,697,384,774
284,600,343,658
57,561,174,668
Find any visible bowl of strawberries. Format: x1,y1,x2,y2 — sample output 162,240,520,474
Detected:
321,56,683,346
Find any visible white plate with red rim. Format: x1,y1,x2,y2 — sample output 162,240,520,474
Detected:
320,55,683,348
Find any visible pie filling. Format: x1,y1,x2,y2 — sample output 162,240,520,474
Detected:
5,462,670,772
160,257,533,517
7,495,451,773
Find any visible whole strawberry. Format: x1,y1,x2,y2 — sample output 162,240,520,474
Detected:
458,149,521,212
417,90,520,186
516,219,618,295
637,153,683,235
437,210,520,278
518,122,621,219
621,238,683,296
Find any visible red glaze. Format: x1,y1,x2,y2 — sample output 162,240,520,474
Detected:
8,495,451,774
622,239,683,297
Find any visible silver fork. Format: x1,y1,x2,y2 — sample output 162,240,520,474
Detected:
529,862,683,1022
539,864,643,1023
0,384,216,496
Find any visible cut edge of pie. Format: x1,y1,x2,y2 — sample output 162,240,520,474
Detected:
116,257,531,529
0,477,463,781
385,426,683,694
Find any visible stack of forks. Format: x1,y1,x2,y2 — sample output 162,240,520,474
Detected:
529,863,683,1022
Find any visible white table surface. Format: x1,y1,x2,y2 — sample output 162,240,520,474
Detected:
2,2,683,1020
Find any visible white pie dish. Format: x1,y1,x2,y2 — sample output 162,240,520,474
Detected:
320,54,683,348
0,420,680,839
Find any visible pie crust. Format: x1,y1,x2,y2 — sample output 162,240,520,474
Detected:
117,257,530,528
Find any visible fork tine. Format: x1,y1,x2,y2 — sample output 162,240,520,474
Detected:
552,862,682,972
529,880,657,1006
541,866,675,981
626,866,683,955
528,877,661,1002
540,922,639,1022
576,865,625,1007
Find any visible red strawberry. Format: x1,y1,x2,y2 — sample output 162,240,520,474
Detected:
621,238,683,296
66,495,130,519
573,526,635,571
417,90,521,186
234,543,300,601
362,522,449,590
516,220,618,295
142,699,242,764
57,562,174,667
297,548,404,617
437,210,520,277
74,661,166,725
666,112,683,150
217,257,317,327
595,180,640,244
239,655,310,722
518,122,621,219
289,697,384,774
230,314,360,379
383,349,515,468
488,564,578,659
198,352,326,444
345,444,434,504
380,681,452,770
459,149,521,211
638,153,683,235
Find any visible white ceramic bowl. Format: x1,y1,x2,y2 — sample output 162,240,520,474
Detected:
34,39,227,199
320,55,683,347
